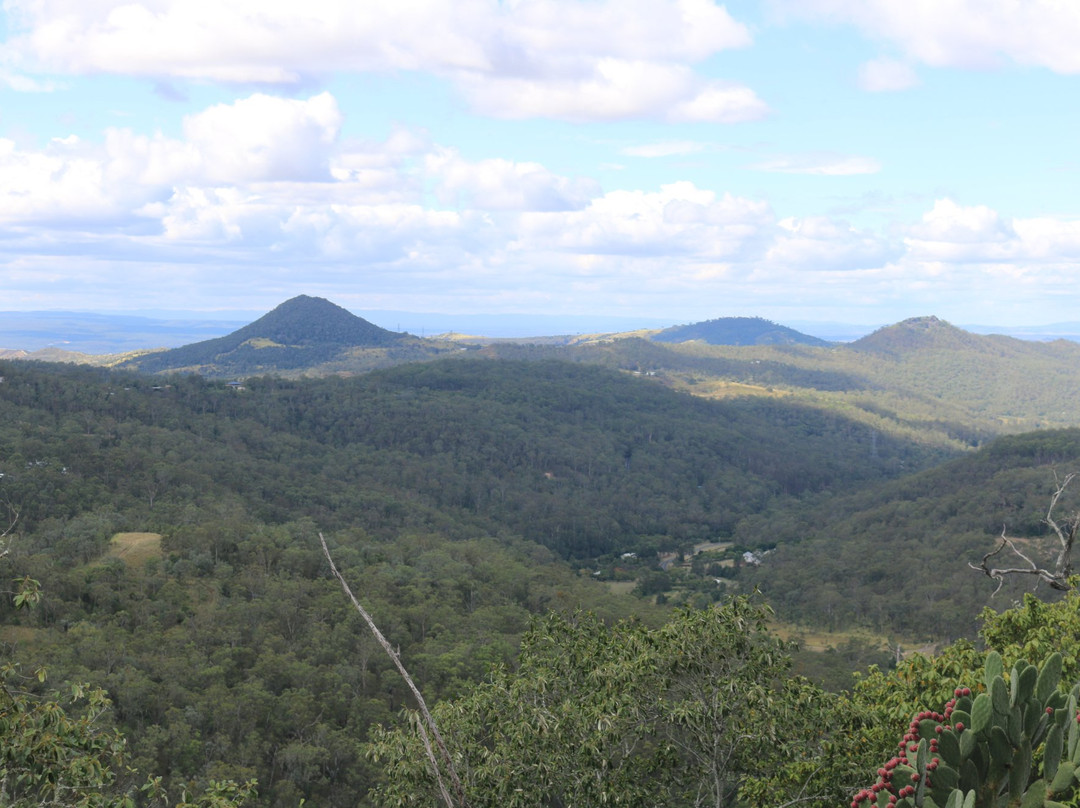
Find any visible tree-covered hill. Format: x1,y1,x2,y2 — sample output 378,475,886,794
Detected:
0,355,956,806
548,322,1080,446
653,315,832,347
850,315,990,355
0,356,945,560
118,295,448,377
27,304,1080,454
739,428,1080,641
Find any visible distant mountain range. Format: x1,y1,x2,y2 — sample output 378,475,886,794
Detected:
7,302,1080,356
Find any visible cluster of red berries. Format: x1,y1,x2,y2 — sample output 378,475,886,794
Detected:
851,689,975,807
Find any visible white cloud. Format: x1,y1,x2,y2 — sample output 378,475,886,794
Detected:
182,92,343,183
0,90,602,266
909,199,1011,244
667,82,769,123
857,58,919,92
11,87,1080,323
767,216,895,270
0,136,116,223
1,0,762,122
514,182,775,261
459,60,767,123
426,147,600,211
775,0,1080,73
903,198,1080,267
750,153,881,175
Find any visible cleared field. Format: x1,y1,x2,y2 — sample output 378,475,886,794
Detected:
0,625,39,644
106,532,163,567
771,622,893,654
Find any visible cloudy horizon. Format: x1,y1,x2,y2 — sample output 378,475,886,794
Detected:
2,1,1080,326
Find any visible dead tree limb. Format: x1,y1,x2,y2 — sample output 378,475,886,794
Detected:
0,502,19,559
318,533,467,808
970,472,1078,594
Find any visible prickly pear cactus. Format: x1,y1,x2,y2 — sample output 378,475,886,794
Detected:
852,652,1080,808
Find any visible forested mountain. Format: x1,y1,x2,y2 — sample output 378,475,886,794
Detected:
653,315,832,346
118,296,450,378
0,356,949,806
851,315,991,355
6,324,1080,806
25,301,1080,450
537,321,1080,445
0,357,939,562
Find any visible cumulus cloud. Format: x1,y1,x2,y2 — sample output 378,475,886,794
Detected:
774,0,1080,73
902,199,1080,270
0,90,603,265
11,88,1080,322
426,147,600,211
0,136,116,223
749,153,882,175
514,182,775,262
857,57,919,91
182,93,343,183
0,0,763,122
767,216,896,270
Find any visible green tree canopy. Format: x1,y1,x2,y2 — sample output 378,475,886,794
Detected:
366,595,840,808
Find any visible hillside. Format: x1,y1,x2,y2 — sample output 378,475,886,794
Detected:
497,321,1080,449
19,306,1080,454
653,315,832,347
0,356,962,805
118,295,446,377
739,428,1080,640
7,353,1080,803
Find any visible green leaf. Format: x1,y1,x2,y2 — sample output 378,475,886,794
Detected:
990,725,1014,768
938,729,962,768
992,676,1011,715
1048,760,1075,796
1020,778,1046,808
916,738,930,775
985,651,1004,688
972,693,993,733
959,729,977,762
933,764,960,792
1036,654,1063,703
1045,724,1064,784
1016,664,1038,706
1009,738,1032,800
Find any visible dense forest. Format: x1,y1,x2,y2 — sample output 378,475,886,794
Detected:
4,344,1080,807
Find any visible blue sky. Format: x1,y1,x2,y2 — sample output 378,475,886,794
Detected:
2,0,1080,328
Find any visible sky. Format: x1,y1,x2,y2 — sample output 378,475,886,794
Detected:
2,0,1080,329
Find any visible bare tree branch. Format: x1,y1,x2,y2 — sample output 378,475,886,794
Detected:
318,533,467,808
0,501,19,559
970,472,1078,593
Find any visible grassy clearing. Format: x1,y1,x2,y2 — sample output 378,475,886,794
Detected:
106,532,163,567
606,581,637,596
0,625,40,644
771,621,893,654
670,376,792,399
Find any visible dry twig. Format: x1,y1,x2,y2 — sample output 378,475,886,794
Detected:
970,472,1078,594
